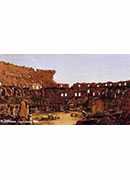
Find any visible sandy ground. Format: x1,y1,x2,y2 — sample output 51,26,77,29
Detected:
33,112,81,125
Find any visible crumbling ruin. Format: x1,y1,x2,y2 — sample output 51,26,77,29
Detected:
0,61,56,87
0,61,130,124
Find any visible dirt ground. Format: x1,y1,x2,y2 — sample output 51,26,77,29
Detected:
32,112,82,125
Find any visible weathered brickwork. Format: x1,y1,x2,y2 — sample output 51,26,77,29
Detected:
0,61,56,87
0,80,130,114
0,61,130,124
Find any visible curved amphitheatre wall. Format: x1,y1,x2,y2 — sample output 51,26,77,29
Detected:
0,61,56,87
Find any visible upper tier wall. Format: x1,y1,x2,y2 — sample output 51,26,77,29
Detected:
0,61,56,87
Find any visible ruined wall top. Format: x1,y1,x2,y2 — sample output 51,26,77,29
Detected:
0,61,56,87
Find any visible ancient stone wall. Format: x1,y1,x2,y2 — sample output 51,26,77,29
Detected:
1,80,130,113
0,60,130,115
0,61,56,87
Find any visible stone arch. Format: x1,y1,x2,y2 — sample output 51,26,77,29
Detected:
16,88,23,96
6,87,14,96
13,87,23,97
0,87,8,96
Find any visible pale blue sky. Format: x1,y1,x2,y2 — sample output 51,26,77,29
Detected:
0,54,130,84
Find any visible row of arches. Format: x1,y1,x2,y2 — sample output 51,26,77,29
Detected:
0,87,26,97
